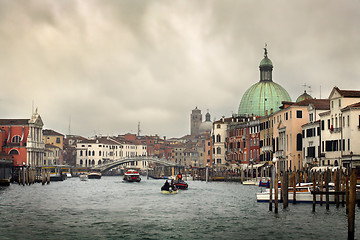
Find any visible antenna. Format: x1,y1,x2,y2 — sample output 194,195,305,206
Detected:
68,115,71,136
137,121,141,136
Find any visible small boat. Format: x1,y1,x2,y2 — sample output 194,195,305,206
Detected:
87,172,102,179
79,174,88,181
173,180,188,190
256,184,336,203
149,175,168,179
123,169,141,182
161,189,178,194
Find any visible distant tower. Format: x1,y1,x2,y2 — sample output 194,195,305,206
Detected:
190,107,202,136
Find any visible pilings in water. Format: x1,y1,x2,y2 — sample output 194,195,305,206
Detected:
258,167,358,240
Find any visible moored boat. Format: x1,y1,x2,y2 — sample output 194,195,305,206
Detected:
87,172,102,179
256,184,336,203
123,169,141,182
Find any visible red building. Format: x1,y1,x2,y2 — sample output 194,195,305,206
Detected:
226,116,261,165
0,111,45,167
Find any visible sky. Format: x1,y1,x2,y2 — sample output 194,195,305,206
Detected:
0,0,359,138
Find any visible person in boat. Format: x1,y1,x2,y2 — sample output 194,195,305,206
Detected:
177,173,182,181
161,180,170,191
170,179,177,191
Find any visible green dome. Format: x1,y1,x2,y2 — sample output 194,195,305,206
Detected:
296,90,313,102
238,81,292,116
260,57,273,68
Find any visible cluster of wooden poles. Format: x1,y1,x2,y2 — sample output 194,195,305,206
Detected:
268,167,358,240
17,167,51,185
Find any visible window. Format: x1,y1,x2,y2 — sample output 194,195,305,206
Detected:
327,119,331,129
217,147,221,154
339,99,341,107
217,124,220,129
296,110,302,118
331,101,334,109
296,133,302,151
80,150,83,156
9,149,19,155
285,112,288,120
321,120,325,130
56,137,60,143
348,139,350,151
348,116,350,127
12,135,21,143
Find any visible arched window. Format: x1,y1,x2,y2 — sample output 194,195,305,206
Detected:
9,149,19,155
80,160,83,166
98,160,102,165
12,135,21,143
216,134,221,142
334,160,338,166
99,151,101,156
88,151,91,156
92,160,95,165
80,150,83,156
92,150,95,156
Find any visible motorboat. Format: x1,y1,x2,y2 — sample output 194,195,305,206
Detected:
173,179,188,190
256,184,336,203
123,169,141,182
87,172,102,179
79,174,88,181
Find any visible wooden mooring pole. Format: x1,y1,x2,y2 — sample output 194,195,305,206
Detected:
312,174,316,212
275,172,278,214
269,167,273,211
348,168,356,240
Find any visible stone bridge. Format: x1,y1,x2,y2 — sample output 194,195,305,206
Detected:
91,156,183,173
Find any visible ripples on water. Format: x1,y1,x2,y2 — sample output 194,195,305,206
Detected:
0,177,359,240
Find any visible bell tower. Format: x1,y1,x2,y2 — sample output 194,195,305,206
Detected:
190,107,202,136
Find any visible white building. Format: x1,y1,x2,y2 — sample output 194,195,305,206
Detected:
76,137,148,169
340,102,360,168
319,87,360,167
301,100,330,167
212,117,229,169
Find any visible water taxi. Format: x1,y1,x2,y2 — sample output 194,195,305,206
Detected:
123,169,141,182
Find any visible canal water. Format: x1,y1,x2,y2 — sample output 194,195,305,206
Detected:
0,177,359,240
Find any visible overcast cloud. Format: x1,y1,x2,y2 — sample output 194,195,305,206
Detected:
0,0,359,138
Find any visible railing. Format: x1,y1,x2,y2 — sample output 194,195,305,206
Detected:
275,150,284,158
330,128,341,133
261,146,272,152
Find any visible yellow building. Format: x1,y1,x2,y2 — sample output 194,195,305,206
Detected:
43,129,64,150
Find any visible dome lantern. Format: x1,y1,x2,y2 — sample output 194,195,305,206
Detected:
238,47,291,117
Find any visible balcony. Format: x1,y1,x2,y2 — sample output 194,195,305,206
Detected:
329,127,341,133
261,145,272,153
275,150,284,158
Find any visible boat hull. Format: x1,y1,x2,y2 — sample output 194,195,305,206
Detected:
123,175,141,182
161,190,178,194
87,173,102,179
256,190,336,203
